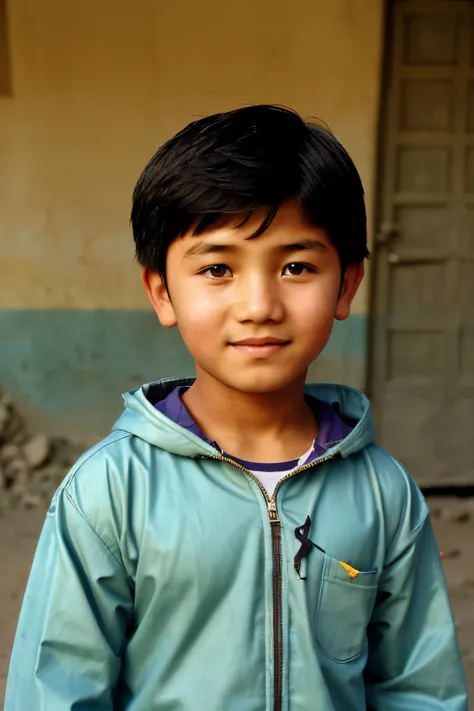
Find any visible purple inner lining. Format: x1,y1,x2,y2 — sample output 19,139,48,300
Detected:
154,386,354,469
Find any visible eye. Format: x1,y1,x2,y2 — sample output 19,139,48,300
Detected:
202,264,231,279
282,263,315,277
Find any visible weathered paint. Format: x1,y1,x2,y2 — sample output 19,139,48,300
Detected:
0,0,383,312
0,310,366,442
0,0,383,436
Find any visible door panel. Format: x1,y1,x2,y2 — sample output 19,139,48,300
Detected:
372,0,474,485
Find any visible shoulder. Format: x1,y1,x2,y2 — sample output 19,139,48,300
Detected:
54,429,172,561
363,444,428,526
359,444,430,558
51,431,132,557
62,429,132,501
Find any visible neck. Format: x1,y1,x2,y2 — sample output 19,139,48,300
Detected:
181,369,318,461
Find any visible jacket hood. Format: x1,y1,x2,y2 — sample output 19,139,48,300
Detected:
112,377,374,459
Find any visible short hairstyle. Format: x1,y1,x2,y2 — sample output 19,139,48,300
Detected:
131,105,368,279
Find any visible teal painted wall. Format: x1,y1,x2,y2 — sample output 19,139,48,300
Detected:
0,310,367,443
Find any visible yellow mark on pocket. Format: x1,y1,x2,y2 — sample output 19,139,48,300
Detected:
338,561,359,579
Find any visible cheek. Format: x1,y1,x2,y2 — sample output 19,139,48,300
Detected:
288,281,339,328
174,288,226,339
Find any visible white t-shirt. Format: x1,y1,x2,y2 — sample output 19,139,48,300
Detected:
234,444,315,497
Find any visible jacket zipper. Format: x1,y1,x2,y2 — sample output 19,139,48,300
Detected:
202,450,336,711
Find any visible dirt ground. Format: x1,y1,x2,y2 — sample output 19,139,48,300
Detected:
1,497,473,706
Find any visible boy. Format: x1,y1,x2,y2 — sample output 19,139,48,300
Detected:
6,105,468,710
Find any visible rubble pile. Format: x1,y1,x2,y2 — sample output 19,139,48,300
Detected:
0,390,81,510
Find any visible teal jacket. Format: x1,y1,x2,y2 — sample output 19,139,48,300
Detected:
5,379,468,710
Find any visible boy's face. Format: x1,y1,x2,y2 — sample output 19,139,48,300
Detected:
143,201,363,395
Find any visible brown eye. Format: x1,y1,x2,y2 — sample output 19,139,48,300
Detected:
207,264,230,278
284,263,308,276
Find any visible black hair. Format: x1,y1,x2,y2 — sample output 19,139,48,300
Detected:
131,105,368,278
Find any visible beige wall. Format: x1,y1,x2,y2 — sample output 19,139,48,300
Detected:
0,0,384,313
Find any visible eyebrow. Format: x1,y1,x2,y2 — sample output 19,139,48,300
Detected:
281,239,328,253
183,243,237,259
183,238,328,259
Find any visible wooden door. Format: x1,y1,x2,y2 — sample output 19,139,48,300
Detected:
371,0,474,485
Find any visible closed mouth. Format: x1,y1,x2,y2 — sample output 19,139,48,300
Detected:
230,338,290,347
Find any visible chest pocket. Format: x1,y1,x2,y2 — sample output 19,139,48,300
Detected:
315,553,378,662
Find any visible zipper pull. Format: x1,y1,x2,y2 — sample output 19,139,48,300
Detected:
268,498,280,522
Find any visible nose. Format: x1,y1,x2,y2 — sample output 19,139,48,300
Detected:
233,272,285,324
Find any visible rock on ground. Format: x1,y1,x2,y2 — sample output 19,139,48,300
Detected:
0,389,80,510
23,434,50,469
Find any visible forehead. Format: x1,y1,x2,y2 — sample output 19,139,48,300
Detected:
172,202,332,256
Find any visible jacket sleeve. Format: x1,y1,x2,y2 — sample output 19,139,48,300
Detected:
5,486,133,710
364,512,468,710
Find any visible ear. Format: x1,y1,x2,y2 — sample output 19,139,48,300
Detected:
335,262,365,322
141,268,177,328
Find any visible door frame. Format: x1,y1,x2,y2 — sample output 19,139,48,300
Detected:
366,0,395,418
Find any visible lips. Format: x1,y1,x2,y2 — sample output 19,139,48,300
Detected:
230,337,290,346
229,337,290,358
